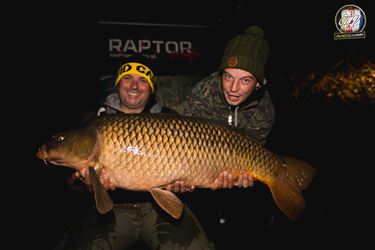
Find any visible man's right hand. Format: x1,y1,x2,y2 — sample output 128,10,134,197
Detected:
211,171,254,190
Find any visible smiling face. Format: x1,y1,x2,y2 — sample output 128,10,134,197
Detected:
117,74,152,113
221,68,258,106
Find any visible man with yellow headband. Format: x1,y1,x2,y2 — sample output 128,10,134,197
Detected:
56,55,250,250
108,60,156,114
115,61,155,92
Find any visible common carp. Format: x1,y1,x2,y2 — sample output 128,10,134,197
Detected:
36,113,316,220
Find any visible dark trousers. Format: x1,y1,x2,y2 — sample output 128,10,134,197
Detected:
55,202,215,250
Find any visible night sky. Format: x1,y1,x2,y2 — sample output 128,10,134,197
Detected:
7,1,373,249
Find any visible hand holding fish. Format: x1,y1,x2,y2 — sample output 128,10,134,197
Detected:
211,172,254,190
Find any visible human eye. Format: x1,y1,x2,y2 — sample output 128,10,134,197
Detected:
123,75,132,81
241,76,255,85
139,78,149,84
241,78,250,85
223,73,232,81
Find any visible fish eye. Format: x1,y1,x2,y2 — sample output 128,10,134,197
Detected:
55,135,65,142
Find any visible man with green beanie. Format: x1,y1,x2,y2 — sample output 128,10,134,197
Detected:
177,25,274,144
174,25,276,248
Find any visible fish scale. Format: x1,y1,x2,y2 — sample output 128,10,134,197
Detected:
96,114,279,189
36,113,316,220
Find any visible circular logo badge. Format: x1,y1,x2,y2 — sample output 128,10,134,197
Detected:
335,4,366,33
227,57,238,67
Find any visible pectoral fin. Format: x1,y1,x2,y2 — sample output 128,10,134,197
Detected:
150,188,183,219
88,166,113,214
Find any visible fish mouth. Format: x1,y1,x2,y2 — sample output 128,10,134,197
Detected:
36,145,94,168
36,145,48,160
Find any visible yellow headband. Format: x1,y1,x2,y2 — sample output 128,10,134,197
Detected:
115,62,154,93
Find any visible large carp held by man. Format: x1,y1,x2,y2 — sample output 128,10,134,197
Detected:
36,113,316,220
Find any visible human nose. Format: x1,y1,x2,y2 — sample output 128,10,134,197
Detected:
230,79,240,92
129,79,139,89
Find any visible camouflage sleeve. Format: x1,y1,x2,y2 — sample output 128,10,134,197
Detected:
249,90,275,145
176,72,219,118
173,100,193,116
248,125,272,146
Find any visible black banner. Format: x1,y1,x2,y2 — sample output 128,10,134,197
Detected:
98,21,222,77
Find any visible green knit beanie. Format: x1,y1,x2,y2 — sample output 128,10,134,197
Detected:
220,25,270,83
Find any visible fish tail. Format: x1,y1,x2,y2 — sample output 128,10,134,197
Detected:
268,156,316,220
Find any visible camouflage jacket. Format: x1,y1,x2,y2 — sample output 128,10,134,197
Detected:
176,71,275,145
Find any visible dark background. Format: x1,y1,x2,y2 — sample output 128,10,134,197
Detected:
7,0,373,249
